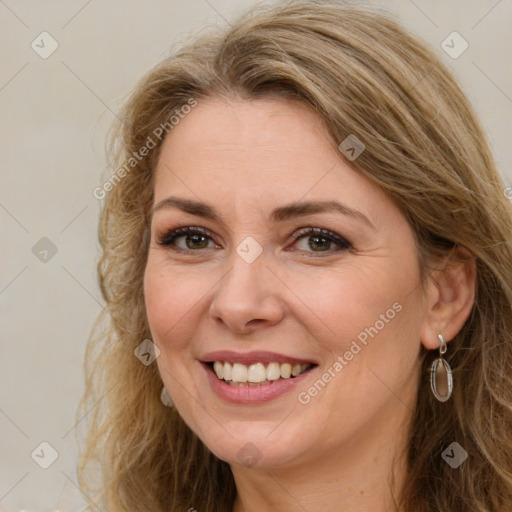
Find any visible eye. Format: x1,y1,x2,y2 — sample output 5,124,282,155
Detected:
157,226,219,251
156,225,352,256
290,227,351,255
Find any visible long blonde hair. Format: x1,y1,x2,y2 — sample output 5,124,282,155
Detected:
78,2,512,510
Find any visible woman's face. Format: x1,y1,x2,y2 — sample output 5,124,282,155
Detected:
144,97,428,469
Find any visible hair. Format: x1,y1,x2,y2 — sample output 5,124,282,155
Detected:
78,1,512,511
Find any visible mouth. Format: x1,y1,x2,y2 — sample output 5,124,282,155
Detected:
200,351,318,404
200,350,318,388
207,360,315,386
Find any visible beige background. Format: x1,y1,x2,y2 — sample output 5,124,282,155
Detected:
0,0,510,510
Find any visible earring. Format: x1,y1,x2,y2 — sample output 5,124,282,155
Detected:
430,334,453,402
160,386,173,408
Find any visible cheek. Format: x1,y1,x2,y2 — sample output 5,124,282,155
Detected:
287,253,424,383
143,257,207,350
287,260,410,346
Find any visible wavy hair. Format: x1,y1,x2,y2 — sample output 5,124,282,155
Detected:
78,2,512,511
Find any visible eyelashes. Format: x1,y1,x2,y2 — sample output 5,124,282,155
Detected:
290,226,351,253
157,226,217,250
156,225,352,256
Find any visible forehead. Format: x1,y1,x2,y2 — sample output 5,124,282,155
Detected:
162,95,328,147
152,96,388,221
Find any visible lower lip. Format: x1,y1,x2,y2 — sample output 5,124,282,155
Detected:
202,363,315,404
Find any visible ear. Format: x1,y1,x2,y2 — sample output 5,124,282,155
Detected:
420,246,476,350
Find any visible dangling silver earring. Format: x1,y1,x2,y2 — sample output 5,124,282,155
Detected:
160,386,173,408
430,334,453,402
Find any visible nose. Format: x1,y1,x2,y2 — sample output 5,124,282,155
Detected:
208,250,286,335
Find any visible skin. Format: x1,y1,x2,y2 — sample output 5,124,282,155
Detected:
144,97,475,512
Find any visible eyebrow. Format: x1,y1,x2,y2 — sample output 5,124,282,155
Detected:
151,196,375,229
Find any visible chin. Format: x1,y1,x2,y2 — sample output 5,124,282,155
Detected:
190,415,313,469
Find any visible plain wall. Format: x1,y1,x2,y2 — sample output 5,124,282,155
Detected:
1,0,510,510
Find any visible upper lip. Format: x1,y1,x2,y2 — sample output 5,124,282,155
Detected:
200,350,317,366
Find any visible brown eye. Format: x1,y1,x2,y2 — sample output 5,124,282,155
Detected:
181,233,210,249
291,227,351,254
157,226,218,251
300,234,332,251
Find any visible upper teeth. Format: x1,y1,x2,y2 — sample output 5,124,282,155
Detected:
213,361,311,384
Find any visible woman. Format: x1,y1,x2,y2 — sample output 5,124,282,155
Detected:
79,2,512,511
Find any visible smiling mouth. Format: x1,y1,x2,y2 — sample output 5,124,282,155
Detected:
208,361,316,386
